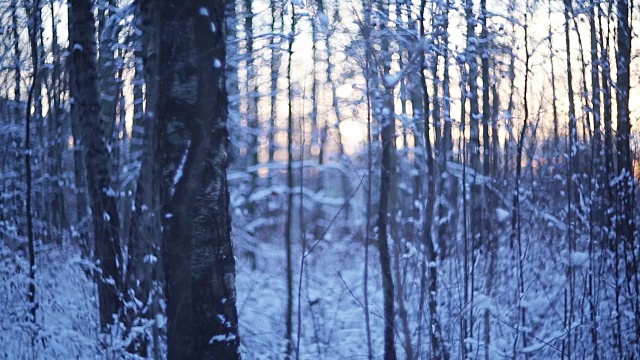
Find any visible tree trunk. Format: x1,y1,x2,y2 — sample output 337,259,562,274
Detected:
562,0,577,356
548,0,559,149
615,0,639,345
373,0,397,358
158,0,241,358
68,0,123,332
25,0,41,328
124,0,161,356
284,3,296,357
511,3,530,356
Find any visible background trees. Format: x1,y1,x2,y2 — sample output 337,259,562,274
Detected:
0,0,638,359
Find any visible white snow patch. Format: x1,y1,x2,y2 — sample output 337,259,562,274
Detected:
318,12,329,29
209,333,236,344
473,294,492,310
171,145,189,197
143,254,157,264
570,252,589,267
155,314,167,328
496,208,510,222
383,74,400,87
199,7,209,16
214,59,222,68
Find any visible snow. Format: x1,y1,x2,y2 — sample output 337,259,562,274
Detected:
569,252,589,267
209,333,236,344
170,145,189,197
198,7,209,16
496,208,510,222
143,254,157,264
383,74,400,88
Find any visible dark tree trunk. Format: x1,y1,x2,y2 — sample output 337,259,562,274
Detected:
124,0,162,356
158,1,241,358
615,0,635,248
373,1,397,358
562,0,577,356
615,0,639,344
284,3,296,357
25,0,41,327
68,0,123,332
46,0,68,245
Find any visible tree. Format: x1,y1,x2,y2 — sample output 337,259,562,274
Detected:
284,2,296,357
25,0,41,330
124,0,162,356
370,0,397,358
68,0,123,333
157,0,241,358
614,0,639,346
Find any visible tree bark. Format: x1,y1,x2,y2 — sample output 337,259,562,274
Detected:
372,0,397,358
124,0,162,356
158,1,241,358
68,0,123,332
25,0,41,327
284,3,296,357
614,0,639,345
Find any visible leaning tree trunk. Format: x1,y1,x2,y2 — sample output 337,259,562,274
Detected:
68,0,123,333
158,1,241,358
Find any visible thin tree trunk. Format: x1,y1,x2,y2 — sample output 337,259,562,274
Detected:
588,3,601,354
479,2,495,355
419,3,448,358
285,4,297,357
511,3,529,356
245,0,259,209
377,1,397,358
438,0,453,260
25,0,41,330
599,2,616,253
47,0,67,245
363,2,374,358
548,0,560,149
562,0,577,356
464,0,480,353
480,0,491,176
268,0,282,181
388,3,412,357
